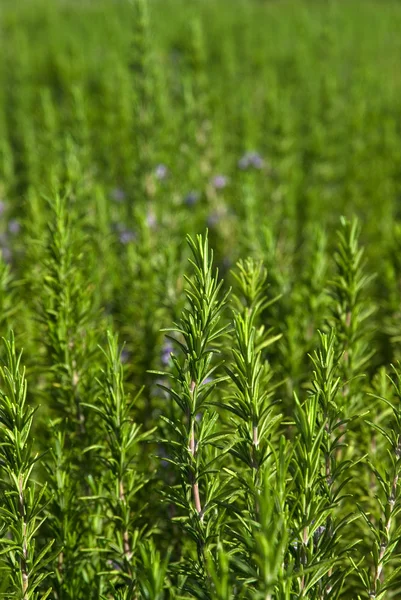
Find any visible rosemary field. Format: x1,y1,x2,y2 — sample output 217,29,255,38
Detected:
1,0,401,597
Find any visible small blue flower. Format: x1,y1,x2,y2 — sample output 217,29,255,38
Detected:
207,212,220,228
184,191,200,206
155,164,168,181
222,256,232,270
8,220,20,235
238,151,264,170
161,340,174,366
314,525,326,542
119,230,135,244
249,152,264,169
110,188,126,202
158,444,169,468
106,559,123,571
1,247,11,263
120,348,130,364
212,175,228,190
238,155,250,170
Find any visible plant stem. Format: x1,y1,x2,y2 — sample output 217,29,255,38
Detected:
189,384,203,520
19,475,29,598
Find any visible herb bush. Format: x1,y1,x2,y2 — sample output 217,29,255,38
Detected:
1,0,401,597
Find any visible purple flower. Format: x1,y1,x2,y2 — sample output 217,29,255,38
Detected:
212,175,228,190
106,559,123,571
314,525,326,543
110,188,126,202
238,151,264,170
161,340,174,366
184,191,200,206
158,445,169,468
155,164,168,180
238,156,250,170
1,247,11,263
222,256,232,270
120,348,130,364
0,201,6,216
249,152,264,169
8,220,20,234
119,230,135,244
207,212,220,228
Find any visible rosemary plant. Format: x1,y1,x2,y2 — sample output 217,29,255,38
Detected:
290,330,357,599
0,333,53,599
224,258,281,511
85,331,152,594
326,216,375,404
35,193,100,598
358,365,401,599
156,232,230,596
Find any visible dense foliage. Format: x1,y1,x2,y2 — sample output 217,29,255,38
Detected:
1,0,401,597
